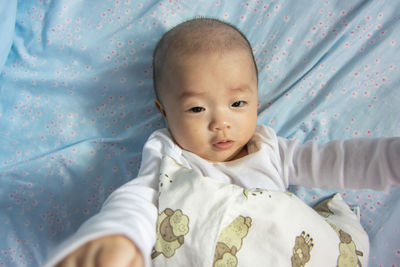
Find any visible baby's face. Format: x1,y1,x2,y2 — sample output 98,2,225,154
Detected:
156,49,258,162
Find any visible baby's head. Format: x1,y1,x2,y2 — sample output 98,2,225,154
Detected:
153,18,258,162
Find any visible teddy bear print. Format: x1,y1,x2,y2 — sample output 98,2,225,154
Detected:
327,222,364,267
159,173,173,188
152,208,190,259
243,188,271,199
213,215,252,267
313,198,335,218
291,231,314,267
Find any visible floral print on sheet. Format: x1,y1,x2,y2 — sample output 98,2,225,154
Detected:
0,1,399,266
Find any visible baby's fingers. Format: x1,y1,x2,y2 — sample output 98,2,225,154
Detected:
96,249,139,267
55,247,87,267
95,235,144,267
54,235,144,267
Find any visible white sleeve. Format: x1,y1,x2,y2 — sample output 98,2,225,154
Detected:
279,136,400,190
44,129,178,267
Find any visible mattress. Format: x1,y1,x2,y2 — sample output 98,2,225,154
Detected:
0,1,399,266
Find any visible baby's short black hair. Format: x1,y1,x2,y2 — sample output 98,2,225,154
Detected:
152,18,258,100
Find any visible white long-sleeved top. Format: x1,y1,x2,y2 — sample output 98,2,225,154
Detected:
44,125,400,267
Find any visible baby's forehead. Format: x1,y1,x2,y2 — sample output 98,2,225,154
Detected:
167,51,257,92
167,47,252,66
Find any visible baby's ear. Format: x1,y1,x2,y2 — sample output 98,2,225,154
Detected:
154,99,167,118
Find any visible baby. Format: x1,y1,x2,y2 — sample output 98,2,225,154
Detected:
46,18,400,267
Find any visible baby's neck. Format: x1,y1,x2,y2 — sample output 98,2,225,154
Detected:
228,145,248,161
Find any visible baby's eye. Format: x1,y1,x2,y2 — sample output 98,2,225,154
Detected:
232,101,246,107
189,107,205,113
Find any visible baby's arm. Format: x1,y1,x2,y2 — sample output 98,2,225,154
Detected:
44,179,158,267
45,130,174,267
44,176,158,267
279,136,400,190
55,235,144,267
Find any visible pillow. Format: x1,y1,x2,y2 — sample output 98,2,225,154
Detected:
152,156,369,266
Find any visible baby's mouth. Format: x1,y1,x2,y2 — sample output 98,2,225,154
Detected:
213,140,234,150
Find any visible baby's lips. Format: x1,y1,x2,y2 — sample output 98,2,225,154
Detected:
213,140,234,150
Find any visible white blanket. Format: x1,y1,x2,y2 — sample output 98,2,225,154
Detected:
152,156,369,266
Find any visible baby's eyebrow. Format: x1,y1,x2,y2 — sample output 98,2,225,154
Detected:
179,86,254,99
230,86,253,93
179,90,206,99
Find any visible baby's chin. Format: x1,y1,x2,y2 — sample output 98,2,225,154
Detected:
199,147,248,163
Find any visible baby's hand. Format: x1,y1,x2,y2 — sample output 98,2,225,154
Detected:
55,234,144,267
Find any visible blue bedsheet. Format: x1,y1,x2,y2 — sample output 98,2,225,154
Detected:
0,1,399,266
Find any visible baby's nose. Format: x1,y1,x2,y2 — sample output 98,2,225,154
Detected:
210,114,231,131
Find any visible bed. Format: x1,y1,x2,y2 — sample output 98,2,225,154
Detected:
0,1,399,266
